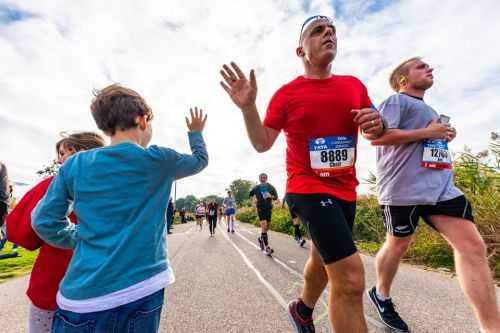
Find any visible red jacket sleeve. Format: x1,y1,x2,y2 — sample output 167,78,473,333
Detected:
6,177,54,250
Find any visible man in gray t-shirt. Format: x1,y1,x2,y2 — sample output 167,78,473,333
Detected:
366,58,500,333
376,93,462,206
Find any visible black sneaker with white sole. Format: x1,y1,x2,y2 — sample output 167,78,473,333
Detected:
299,239,306,247
367,286,409,332
287,299,315,333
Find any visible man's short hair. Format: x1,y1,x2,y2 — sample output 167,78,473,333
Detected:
389,57,422,92
90,84,153,136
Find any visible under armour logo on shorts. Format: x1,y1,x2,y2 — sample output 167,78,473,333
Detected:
320,199,333,207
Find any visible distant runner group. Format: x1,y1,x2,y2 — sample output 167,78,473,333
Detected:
0,14,498,333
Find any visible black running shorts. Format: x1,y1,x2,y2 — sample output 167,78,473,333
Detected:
380,195,474,237
286,193,357,264
257,206,272,222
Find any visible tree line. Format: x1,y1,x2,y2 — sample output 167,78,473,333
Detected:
174,179,257,212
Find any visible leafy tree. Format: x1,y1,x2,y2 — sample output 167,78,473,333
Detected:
175,195,198,212
36,160,59,177
229,179,255,207
201,195,224,205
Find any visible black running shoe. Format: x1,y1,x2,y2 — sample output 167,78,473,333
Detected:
299,239,306,247
265,246,274,256
367,286,409,332
258,237,265,251
287,299,315,333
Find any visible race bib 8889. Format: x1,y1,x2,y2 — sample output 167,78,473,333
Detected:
309,136,355,177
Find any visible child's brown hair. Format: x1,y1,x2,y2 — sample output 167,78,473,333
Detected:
90,84,153,135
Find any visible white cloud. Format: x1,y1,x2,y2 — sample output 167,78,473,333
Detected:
1,0,499,200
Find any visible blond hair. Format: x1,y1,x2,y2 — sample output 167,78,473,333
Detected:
389,57,422,92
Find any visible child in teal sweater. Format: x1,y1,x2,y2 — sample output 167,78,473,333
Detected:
32,84,208,333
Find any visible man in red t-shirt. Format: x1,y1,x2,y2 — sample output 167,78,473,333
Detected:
220,15,385,333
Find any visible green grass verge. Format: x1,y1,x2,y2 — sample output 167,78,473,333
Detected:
0,243,38,283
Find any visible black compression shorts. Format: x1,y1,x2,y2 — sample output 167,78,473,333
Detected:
286,193,357,264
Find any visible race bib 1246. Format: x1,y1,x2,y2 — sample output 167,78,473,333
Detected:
421,139,452,169
309,136,355,177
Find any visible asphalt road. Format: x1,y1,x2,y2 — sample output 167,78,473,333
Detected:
0,221,498,332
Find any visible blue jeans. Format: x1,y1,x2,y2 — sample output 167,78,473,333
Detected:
52,289,165,333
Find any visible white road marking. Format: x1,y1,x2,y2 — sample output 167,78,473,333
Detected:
221,227,288,309
234,222,388,330
240,228,254,235
234,230,304,279
168,226,194,236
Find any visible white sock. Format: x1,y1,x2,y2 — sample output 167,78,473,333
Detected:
376,289,390,301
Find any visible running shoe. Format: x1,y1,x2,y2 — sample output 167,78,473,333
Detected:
287,299,315,333
367,286,409,332
299,239,306,247
258,237,265,251
265,246,274,256
231,229,235,233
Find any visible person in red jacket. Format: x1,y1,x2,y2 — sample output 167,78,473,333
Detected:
6,131,105,333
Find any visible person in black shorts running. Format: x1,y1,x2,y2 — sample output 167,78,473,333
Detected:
249,173,278,256
220,15,385,333
283,194,306,247
368,57,500,333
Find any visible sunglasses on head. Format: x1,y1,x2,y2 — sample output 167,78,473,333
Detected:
299,15,335,44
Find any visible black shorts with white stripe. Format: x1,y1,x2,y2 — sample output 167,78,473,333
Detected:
380,195,474,237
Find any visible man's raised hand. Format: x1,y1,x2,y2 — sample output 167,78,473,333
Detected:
220,62,257,113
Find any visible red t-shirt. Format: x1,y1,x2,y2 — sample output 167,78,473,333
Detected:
263,75,372,201
6,176,76,310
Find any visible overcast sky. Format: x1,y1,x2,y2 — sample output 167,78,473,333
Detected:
1,0,499,199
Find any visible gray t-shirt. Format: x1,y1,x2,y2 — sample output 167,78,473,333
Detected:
0,162,9,204
376,94,462,205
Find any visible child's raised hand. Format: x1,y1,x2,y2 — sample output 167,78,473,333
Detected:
185,107,207,132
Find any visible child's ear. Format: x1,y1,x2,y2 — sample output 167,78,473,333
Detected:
137,115,147,130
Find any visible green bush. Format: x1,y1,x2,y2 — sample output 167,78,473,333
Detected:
237,133,500,279
353,195,385,242
236,205,307,237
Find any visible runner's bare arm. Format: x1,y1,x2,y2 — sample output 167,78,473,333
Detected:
241,105,279,152
220,62,279,152
371,119,454,146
